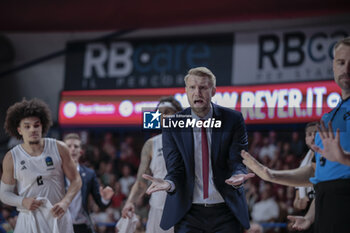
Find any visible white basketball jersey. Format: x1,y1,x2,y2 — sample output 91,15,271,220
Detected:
149,134,168,209
11,138,73,233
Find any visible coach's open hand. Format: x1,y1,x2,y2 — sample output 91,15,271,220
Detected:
143,174,171,194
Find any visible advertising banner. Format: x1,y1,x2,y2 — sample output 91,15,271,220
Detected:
233,25,349,84
64,34,233,90
64,25,350,91
59,80,341,126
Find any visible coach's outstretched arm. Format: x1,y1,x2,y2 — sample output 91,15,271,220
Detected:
52,141,82,218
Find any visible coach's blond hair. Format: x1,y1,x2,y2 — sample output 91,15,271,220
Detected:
184,67,216,87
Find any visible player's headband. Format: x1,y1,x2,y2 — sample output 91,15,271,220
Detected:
157,101,176,111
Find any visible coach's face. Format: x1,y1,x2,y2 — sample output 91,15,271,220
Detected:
185,74,216,118
17,116,42,144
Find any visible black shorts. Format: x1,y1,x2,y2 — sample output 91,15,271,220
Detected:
314,179,350,233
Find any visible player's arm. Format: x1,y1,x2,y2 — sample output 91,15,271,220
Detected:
293,189,309,210
52,141,82,218
267,164,315,186
122,137,153,218
288,199,315,231
0,152,21,206
0,152,42,210
241,150,315,187
304,199,315,223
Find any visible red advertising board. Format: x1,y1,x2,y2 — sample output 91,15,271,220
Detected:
58,80,341,126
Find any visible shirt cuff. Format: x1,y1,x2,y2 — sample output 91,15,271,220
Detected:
101,197,110,205
232,184,243,189
165,180,175,192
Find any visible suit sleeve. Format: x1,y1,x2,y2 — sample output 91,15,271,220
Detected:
229,112,248,176
162,126,185,193
90,171,111,209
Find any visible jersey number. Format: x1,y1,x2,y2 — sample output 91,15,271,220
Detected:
37,176,44,186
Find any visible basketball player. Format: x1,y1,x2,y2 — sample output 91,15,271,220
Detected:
0,98,82,233
121,96,182,233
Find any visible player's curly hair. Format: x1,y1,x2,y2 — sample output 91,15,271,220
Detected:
4,98,53,139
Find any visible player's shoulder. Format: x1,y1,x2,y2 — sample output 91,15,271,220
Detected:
54,139,65,147
150,134,162,142
146,136,155,144
52,139,70,161
145,134,162,146
3,151,14,164
54,139,69,152
42,137,65,149
142,136,155,156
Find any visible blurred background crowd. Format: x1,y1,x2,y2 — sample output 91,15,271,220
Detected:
0,126,311,233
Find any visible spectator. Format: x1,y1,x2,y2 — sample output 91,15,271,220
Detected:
290,131,304,158
102,132,118,160
111,181,126,210
119,164,136,196
259,137,277,161
251,182,279,223
119,141,140,171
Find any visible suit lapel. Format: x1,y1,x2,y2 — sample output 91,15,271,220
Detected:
211,104,222,165
181,108,195,177
79,165,87,206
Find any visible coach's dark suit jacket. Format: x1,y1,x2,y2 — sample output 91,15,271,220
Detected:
160,103,250,230
79,165,111,231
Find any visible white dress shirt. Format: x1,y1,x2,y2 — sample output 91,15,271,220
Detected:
191,107,225,204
